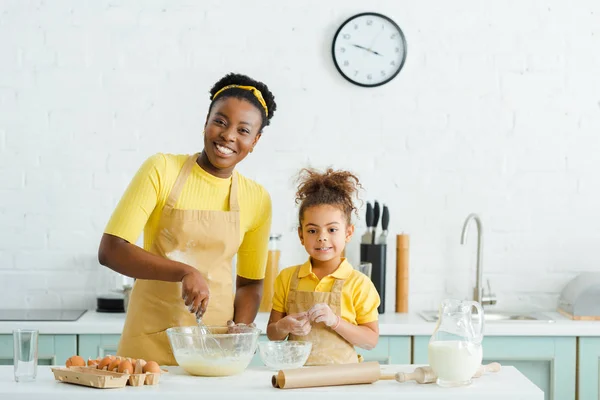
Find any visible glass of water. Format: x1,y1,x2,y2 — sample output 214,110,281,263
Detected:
13,329,38,382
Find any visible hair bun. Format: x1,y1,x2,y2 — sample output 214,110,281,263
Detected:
295,168,362,224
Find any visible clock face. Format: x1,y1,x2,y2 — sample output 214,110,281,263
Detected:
332,12,407,87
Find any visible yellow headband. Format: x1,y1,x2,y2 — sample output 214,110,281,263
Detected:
212,84,269,117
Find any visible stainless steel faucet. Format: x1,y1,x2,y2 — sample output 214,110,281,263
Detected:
460,213,497,307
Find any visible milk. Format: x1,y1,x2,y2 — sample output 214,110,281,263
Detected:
428,340,482,386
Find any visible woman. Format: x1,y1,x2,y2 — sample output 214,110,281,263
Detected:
98,73,277,365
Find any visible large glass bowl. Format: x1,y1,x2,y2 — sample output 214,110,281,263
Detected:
258,340,312,370
166,325,260,377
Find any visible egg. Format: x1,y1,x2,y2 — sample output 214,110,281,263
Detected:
108,358,121,372
87,358,99,368
66,355,85,367
98,356,113,370
143,360,161,374
118,360,133,374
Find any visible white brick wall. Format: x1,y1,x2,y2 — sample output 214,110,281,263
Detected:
1,0,599,313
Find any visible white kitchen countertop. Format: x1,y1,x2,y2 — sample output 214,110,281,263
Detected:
0,365,543,399
1,310,600,336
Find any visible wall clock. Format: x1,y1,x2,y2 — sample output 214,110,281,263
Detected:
332,12,407,87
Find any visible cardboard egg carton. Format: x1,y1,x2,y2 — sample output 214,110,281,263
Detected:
51,366,161,389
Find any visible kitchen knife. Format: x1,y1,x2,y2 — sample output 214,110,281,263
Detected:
378,205,389,244
361,202,374,244
372,201,380,244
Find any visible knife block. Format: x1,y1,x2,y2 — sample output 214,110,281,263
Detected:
360,243,386,314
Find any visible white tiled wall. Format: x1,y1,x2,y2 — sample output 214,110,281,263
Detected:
1,0,599,313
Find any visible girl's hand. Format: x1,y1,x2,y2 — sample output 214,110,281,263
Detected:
308,303,339,328
181,269,210,317
276,312,312,336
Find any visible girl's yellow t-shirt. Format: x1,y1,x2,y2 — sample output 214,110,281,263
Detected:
272,259,380,324
104,153,272,280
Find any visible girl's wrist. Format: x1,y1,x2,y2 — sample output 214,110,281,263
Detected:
275,319,289,336
332,315,341,330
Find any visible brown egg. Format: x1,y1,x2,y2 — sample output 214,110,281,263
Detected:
66,355,85,367
98,356,113,370
87,358,99,368
143,360,161,374
118,360,133,374
108,358,121,372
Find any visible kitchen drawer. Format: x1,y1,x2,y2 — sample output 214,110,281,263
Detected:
413,335,576,400
78,334,121,360
358,336,411,364
0,334,76,366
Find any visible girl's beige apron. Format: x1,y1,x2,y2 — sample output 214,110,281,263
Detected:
117,153,241,365
287,266,359,365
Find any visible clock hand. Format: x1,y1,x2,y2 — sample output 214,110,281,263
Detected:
352,44,383,56
352,44,369,51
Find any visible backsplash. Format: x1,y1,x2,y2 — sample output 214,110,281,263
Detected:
0,0,599,313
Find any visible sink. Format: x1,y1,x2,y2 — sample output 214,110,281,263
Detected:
419,310,554,323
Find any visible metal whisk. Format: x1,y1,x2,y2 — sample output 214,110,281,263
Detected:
195,314,225,357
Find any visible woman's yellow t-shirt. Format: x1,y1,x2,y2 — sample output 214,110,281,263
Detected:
104,153,272,280
272,259,380,324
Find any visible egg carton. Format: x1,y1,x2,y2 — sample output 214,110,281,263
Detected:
51,366,161,388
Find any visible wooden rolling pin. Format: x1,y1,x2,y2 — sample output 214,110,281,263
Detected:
380,362,501,384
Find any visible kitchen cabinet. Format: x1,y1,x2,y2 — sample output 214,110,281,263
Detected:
0,334,76,366
413,335,576,400
250,335,411,367
578,337,600,400
78,334,121,360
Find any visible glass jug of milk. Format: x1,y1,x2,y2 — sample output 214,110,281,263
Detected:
428,299,484,387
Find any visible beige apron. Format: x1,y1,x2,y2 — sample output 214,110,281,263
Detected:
287,266,359,365
117,153,240,365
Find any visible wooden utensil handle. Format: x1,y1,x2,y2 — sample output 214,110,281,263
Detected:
473,362,501,377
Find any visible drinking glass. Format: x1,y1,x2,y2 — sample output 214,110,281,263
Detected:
13,329,38,382
357,262,372,279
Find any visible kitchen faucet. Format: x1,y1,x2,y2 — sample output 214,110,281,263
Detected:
460,213,497,307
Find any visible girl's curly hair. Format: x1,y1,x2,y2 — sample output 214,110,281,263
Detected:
295,168,362,225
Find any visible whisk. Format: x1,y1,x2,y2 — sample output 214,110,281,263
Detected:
195,313,226,357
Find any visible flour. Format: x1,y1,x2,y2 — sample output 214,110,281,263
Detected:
166,249,195,265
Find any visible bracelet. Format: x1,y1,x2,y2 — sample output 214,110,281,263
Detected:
332,316,341,330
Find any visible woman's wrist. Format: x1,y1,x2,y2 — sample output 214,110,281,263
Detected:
177,263,196,282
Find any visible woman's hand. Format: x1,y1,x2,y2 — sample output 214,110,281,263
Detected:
181,269,210,317
276,312,312,336
308,303,339,328
226,320,257,333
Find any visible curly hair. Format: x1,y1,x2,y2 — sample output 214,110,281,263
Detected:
295,168,362,226
208,72,277,130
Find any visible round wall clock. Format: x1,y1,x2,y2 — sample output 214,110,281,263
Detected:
332,12,407,87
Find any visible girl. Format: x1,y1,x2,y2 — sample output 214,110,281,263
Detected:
267,168,380,365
